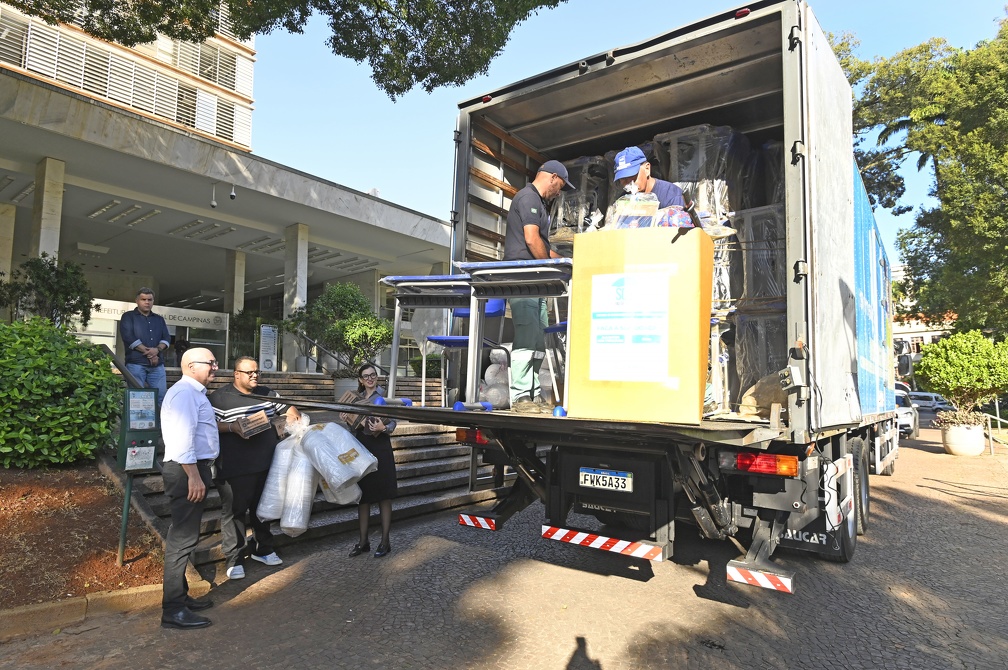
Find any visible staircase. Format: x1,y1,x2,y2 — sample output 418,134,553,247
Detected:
104,370,492,577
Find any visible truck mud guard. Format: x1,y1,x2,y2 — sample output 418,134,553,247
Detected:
457,477,537,532
726,516,795,594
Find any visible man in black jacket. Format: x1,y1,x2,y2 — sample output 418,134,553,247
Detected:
209,357,301,579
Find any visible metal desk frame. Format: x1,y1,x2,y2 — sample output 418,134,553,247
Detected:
456,258,574,407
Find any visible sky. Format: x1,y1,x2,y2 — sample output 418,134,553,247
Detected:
251,0,1007,264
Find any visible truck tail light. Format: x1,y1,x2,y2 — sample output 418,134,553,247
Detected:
733,452,799,477
456,428,488,445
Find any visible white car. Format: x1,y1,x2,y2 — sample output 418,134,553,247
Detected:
895,391,919,439
908,391,953,412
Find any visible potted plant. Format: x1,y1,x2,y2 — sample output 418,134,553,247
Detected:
914,330,1008,456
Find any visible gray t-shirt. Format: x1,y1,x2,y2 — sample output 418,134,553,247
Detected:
503,183,551,261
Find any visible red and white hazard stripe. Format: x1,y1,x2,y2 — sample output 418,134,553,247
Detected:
541,525,664,561
726,565,794,593
459,514,496,530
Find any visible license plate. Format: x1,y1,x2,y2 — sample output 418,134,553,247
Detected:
579,467,633,492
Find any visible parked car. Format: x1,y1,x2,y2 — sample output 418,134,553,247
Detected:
908,391,955,412
895,381,911,395
895,390,920,439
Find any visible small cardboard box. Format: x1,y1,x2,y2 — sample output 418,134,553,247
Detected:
236,410,272,438
337,390,367,430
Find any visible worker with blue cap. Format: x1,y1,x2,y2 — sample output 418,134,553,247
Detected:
503,159,574,413
613,146,686,208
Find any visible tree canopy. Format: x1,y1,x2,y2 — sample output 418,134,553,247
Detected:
10,0,565,99
836,15,1008,337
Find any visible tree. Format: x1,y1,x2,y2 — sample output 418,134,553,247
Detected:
895,19,1008,336
10,0,565,99
0,255,96,328
914,330,1008,419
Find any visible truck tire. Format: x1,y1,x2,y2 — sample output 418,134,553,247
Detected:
851,437,870,535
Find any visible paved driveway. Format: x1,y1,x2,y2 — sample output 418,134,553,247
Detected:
3,428,1006,669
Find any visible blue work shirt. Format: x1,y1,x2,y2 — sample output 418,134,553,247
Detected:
119,307,171,367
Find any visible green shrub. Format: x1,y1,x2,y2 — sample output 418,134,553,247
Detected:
409,353,442,377
0,318,122,468
915,330,1008,413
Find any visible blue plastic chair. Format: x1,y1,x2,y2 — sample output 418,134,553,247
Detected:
427,298,507,406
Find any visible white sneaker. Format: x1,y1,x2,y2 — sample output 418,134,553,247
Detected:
250,552,283,567
226,564,245,580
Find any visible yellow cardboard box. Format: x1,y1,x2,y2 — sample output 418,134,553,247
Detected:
566,227,714,424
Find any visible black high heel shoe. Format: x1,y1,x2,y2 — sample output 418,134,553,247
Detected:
348,542,370,557
373,542,392,558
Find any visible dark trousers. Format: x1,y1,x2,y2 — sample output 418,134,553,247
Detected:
218,470,273,568
161,460,212,613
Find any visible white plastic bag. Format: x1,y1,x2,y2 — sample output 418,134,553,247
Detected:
279,440,318,537
257,413,311,522
320,479,362,505
300,423,378,490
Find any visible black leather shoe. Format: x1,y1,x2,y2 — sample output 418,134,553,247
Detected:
161,608,212,630
348,542,371,557
374,542,392,558
185,597,214,611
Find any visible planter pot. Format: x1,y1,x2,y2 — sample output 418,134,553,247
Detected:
333,377,360,400
940,424,985,457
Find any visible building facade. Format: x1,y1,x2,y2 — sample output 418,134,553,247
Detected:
0,3,450,373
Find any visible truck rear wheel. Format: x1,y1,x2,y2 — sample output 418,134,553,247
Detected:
851,437,870,535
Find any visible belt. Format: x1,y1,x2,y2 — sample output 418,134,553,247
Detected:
197,458,215,465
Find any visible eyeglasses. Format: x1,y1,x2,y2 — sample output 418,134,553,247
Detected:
360,372,378,380
235,370,260,377
191,360,218,369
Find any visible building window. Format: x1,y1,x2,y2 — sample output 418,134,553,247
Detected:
911,336,924,354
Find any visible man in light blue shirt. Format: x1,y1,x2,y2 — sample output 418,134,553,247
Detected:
159,347,220,629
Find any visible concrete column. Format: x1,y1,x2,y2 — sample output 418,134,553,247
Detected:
224,250,246,315
282,223,309,372
0,203,14,280
0,203,13,322
29,157,64,259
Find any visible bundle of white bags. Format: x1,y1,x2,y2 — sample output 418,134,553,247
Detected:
257,415,378,537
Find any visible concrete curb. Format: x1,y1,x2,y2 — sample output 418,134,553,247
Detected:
0,579,211,643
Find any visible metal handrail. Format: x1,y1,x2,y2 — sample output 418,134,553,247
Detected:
99,344,144,389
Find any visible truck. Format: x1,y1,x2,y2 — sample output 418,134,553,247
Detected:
317,0,899,594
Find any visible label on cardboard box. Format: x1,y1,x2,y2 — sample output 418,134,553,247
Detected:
237,410,271,437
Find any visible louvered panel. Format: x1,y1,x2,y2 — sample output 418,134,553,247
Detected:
155,35,174,64
215,2,235,40
198,42,218,83
154,73,178,120
176,83,197,127
195,88,217,133
218,50,236,91
235,54,253,97
55,33,85,88
82,44,110,96
233,104,252,148
107,53,133,104
133,63,156,113
0,15,28,68
215,98,234,142
25,22,58,78
132,41,157,59
174,41,199,77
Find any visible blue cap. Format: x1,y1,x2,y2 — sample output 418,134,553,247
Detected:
613,147,647,181
539,159,576,191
